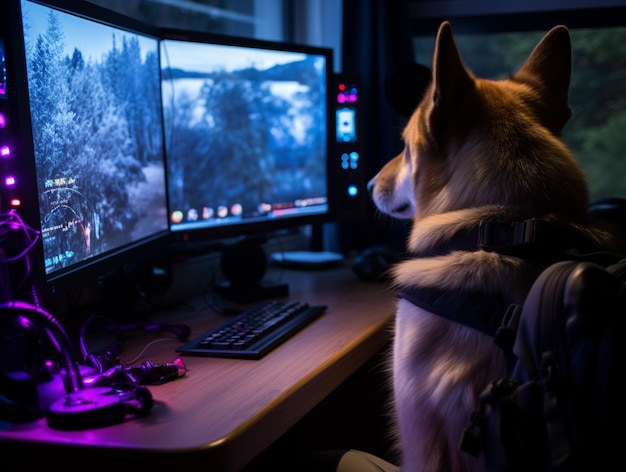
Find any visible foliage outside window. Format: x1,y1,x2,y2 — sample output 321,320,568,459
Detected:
414,27,626,201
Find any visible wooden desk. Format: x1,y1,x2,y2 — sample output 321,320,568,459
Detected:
0,266,396,471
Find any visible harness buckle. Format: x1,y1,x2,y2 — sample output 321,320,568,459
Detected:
480,218,574,251
514,218,598,252
478,220,515,251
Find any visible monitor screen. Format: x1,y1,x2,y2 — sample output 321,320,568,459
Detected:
411,6,626,203
160,31,333,240
8,0,170,290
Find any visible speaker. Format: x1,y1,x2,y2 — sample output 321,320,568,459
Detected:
215,237,288,302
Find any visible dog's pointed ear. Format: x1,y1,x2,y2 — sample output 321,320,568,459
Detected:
428,21,474,152
513,25,572,135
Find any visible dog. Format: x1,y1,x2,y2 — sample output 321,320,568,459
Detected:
368,21,624,472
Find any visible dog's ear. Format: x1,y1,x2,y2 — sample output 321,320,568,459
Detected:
428,21,474,153
513,25,572,135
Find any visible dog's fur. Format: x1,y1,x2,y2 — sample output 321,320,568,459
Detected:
368,22,624,472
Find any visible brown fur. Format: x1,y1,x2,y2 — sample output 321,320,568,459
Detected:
369,22,623,472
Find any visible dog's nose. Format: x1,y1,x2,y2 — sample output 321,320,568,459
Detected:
366,179,375,195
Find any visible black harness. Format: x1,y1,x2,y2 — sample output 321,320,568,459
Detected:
397,218,622,340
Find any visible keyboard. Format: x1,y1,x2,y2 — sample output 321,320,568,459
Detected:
175,300,327,359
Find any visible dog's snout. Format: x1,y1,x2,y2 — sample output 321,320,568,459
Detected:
366,178,375,195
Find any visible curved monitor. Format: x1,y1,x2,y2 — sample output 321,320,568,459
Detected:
3,0,170,294
160,29,335,242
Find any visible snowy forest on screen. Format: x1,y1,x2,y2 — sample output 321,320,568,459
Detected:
22,3,167,273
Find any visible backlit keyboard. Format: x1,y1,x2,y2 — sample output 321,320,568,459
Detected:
175,300,327,359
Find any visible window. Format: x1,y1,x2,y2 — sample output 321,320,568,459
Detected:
409,0,626,201
87,0,284,41
87,1,342,70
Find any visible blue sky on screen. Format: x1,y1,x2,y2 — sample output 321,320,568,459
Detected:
160,39,307,74
22,0,158,64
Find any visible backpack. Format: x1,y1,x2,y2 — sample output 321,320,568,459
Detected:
461,257,626,471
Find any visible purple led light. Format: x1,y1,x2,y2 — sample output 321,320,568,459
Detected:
337,93,358,104
0,113,6,128
1,145,10,157
5,175,16,186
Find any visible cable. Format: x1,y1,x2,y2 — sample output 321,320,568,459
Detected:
0,301,84,393
78,314,124,373
77,315,188,385
0,210,41,304
0,210,40,263
122,337,174,365
120,358,186,385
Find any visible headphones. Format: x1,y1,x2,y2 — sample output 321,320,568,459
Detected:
0,301,154,430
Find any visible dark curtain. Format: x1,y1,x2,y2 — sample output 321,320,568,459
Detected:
338,0,416,253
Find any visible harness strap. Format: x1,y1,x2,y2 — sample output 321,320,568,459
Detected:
397,286,514,338
399,217,623,338
413,218,620,264
480,219,622,265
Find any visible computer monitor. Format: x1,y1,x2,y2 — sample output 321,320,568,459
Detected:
410,5,626,203
2,0,170,298
160,30,334,242
159,29,335,300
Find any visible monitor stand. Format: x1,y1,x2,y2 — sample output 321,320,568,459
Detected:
270,250,344,269
214,279,289,303
214,236,288,303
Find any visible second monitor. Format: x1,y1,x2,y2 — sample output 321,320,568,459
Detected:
160,30,336,300
160,31,334,241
